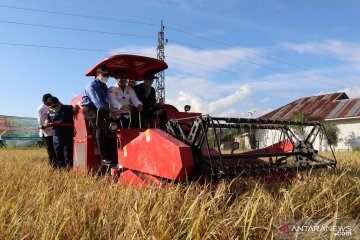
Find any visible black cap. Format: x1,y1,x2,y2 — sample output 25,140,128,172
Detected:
96,65,110,75
144,72,158,80
48,96,60,105
114,68,128,76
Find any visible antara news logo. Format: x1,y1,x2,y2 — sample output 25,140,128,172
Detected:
277,219,356,238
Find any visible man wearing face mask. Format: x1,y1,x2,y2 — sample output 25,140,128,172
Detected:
44,96,75,169
81,65,116,166
134,72,167,129
37,93,56,167
108,69,143,128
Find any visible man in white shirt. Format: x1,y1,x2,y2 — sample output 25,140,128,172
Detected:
36,93,56,167
108,69,142,128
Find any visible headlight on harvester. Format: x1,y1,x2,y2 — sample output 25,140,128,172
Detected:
109,122,119,132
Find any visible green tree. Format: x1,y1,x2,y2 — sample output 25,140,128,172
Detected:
324,122,340,149
291,112,313,135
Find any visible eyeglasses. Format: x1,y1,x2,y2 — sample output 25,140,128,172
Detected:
101,73,110,77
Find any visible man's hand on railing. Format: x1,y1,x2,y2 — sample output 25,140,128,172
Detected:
136,104,143,112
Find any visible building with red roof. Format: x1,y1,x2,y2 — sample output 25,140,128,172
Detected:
260,92,360,150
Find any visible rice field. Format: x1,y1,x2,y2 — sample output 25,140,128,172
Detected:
0,149,359,239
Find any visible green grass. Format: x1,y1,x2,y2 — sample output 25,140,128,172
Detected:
0,149,359,239
353,147,360,152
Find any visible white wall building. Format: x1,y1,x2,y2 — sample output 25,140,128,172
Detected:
258,92,360,151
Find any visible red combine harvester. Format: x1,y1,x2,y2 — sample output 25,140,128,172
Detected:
71,54,337,186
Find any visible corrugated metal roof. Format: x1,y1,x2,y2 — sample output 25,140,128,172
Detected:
260,92,360,120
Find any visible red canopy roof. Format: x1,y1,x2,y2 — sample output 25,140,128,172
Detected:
85,54,168,80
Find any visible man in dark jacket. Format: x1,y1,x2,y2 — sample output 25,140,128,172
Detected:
45,97,75,169
134,72,167,129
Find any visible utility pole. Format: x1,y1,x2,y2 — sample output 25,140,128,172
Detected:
156,20,166,103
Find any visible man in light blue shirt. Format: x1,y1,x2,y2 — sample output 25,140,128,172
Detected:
81,66,117,166
81,67,109,109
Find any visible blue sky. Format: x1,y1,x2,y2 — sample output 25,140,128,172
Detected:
1,0,359,118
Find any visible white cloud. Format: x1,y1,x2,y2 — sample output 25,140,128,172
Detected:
248,65,360,102
165,75,225,102
165,44,264,77
108,42,359,119
167,91,203,112
167,85,251,116
283,40,360,64
167,84,252,115
110,43,262,116
208,85,251,113
340,86,360,98
110,43,265,77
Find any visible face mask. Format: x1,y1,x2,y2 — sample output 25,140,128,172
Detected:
144,80,153,87
98,75,109,84
101,76,109,84
49,105,58,113
117,78,128,86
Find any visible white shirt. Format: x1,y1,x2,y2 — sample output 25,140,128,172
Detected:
108,84,142,113
36,103,54,137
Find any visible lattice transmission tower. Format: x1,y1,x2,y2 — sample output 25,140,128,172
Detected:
156,20,166,103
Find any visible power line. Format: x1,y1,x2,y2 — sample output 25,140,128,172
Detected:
8,0,106,13
0,19,352,89
0,18,351,88
0,42,105,52
0,4,159,27
0,20,156,39
1,3,356,87
0,41,238,72
166,55,317,94
8,0,162,24
0,42,237,73
167,40,349,89
0,40,350,94
1,3,357,91
0,41,325,94
167,25,318,70
169,39,266,68
166,55,237,74
0,42,281,78
2,1,355,116
166,25,235,48
167,26,358,86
